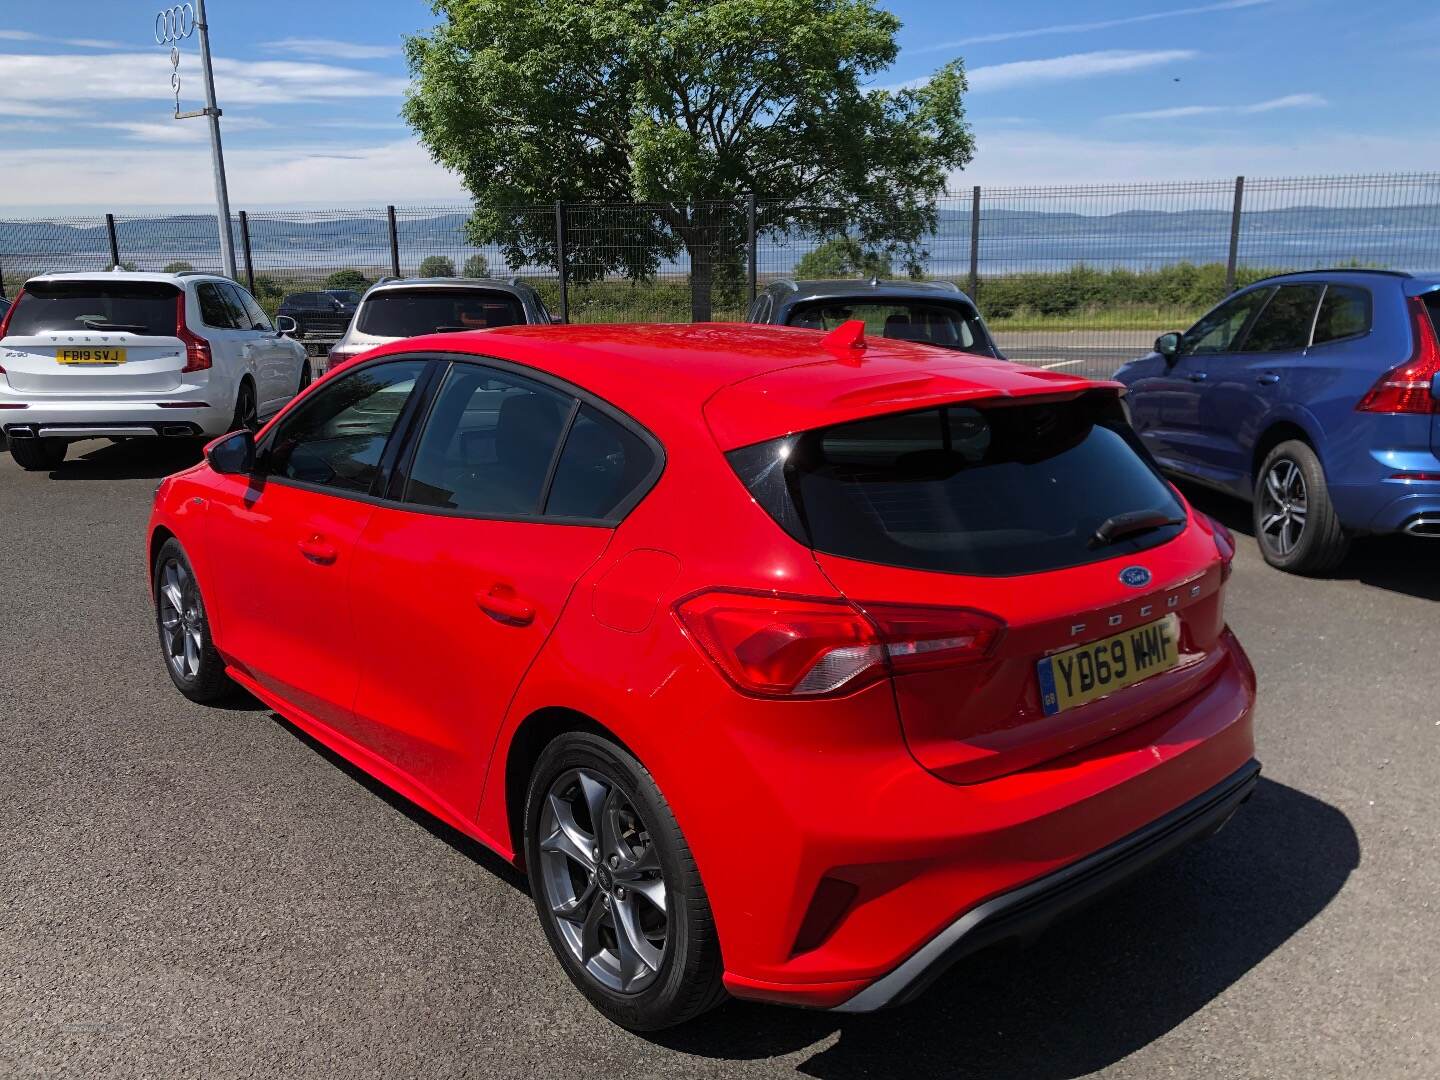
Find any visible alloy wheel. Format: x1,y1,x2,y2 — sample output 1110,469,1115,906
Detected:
536,767,669,995
157,558,204,681
1258,457,1308,557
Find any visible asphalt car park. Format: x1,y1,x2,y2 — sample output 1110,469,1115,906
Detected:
0,436,1435,1078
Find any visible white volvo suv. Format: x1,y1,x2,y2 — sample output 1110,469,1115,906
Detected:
0,271,309,471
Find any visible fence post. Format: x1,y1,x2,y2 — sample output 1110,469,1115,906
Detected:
1225,175,1245,292
0,252,6,299
554,200,569,323
746,194,757,307
237,211,255,292
105,213,121,269
386,205,401,278
968,185,981,298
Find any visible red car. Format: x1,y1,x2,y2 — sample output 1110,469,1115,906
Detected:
147,322,1258,1030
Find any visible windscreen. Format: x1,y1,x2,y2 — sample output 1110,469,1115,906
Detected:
727,393,1186,576
357,289,524,337
5,281,180,337
786,299,994,355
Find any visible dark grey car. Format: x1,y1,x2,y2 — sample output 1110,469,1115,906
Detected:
747,278,1002,357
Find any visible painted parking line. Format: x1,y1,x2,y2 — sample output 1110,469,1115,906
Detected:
1039,359,1088,368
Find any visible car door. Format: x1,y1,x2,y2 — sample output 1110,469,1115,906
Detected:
346,360,655,817
1126,286,1274,479
227,282,297,414
1201,283,1324,484
194,281,251,386
202,358,433,731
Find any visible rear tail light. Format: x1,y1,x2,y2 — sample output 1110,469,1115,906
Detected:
0,290,20,372
324,347,357,370
175,294,212,373
1202,513,1237,581
674,589,1004,698
1356,297,1440,414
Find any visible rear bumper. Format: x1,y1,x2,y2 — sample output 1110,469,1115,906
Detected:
0,398,230,439
832,759,1260,1012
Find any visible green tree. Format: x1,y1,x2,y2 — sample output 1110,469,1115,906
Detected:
418,254,456,277
462,253,491,278
325,268,370,290
162,260,194,274
251,274,284,300
404,0,973,321
793,235,893,280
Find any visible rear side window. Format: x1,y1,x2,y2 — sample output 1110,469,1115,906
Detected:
786,300,991,355
4,281,179,337
1241,284,1323,353
727,394,1185,577
545,405,657,520
358,289,524,338
196,283,239,329
1311,286,1371,344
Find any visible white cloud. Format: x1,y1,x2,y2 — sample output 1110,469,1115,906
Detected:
262,37,403,60
968,50,1198,92
1109,92,1327,121
90,117,274,142
914,0,1271,52
0,100,81,118
0,29,124,48
0,139,466,208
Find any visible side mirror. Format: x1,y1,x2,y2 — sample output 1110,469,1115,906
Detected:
1154,331,1182,362
275,315,298,336
206,429,256,475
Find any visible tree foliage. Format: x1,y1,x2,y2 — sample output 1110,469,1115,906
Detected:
792,235,893,280
462,253,491,278
325,269,370,290
417,255,456,277
251,274,284,300
404,0,974,319
162,260,194,274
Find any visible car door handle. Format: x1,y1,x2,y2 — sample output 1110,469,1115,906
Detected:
1187,371,1208,382
298,536,338,565
1255,372,1281,385
477,585,535,626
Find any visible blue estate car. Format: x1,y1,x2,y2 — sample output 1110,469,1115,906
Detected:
1116,269,1440,574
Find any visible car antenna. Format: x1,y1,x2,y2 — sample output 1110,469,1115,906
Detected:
822,319,867,363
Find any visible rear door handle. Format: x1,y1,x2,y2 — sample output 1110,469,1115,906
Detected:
298,536,338,565
1187,371,1208,382
477,585,535,626
1255,372,1281,385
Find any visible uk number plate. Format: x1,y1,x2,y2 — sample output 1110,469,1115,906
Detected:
1037,614,1180,716
56,347,127,365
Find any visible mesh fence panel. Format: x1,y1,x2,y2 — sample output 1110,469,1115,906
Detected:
5,173,1440,378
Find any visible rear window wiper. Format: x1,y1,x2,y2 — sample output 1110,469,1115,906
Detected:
1089,509,1185,549
80,320,148,333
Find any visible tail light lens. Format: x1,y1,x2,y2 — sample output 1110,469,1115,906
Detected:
1204,514,1237,581
324,347,356,370
1356,297,1440,414
674,589,1003,698
175,294,212,373
0,290,20,372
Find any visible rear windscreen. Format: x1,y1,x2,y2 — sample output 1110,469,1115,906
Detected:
727,393,1186,576
786,299,994,355
5,281,180,337
357,289,524,337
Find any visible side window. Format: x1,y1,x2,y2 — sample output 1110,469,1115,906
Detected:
235,287,274,333
264,360,426,493
1240,284,1324,353
545,405,658,520
1181,287,1273,355
403,365,573,516
1311,286,1371,345
748,295,772,323
196,283,238,329
219,283,254,330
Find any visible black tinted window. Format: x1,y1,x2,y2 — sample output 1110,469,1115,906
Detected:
1182,288,1273,354
404,366,571,515
1312,285,1371,344
4,281,179,336
1241,284,1323,353
197,283,238,329
358,289,525,337
787,300,991,354
546,406,657,520
728,395,1185,577
235,287,273,333
220,283,256,330
266,360,425,493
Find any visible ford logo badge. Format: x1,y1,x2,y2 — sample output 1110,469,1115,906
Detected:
1119,566,1152,588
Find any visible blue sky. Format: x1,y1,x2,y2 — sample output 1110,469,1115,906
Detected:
0,0,1429,211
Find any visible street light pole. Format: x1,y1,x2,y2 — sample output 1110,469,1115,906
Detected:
194,0,236,279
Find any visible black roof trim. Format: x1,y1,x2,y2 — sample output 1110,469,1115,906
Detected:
1253,267,1412,282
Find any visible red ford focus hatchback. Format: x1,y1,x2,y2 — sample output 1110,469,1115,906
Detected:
148,322,1258,1030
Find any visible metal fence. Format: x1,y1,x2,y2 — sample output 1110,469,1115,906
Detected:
4,172,1440,377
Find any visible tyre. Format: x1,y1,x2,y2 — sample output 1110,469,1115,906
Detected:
230,379,259,434
1253,440,1349,575
524,732,725,1030
297,359,312,394
8,437,66,471
153,538,236,703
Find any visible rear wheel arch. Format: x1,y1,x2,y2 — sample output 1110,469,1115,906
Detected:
1250,420,1316,494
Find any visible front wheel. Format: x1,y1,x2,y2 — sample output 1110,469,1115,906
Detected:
153,538,236,703
1253,440,1349,575
524,732,725,1030
8,437,66,471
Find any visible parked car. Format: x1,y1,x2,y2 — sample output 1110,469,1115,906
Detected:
149,321,1256,1030
322,276,554,372
0,297,9,318
0,271,308,471
748,277,1002,357
1115,269,1440,574
275,290,358,344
